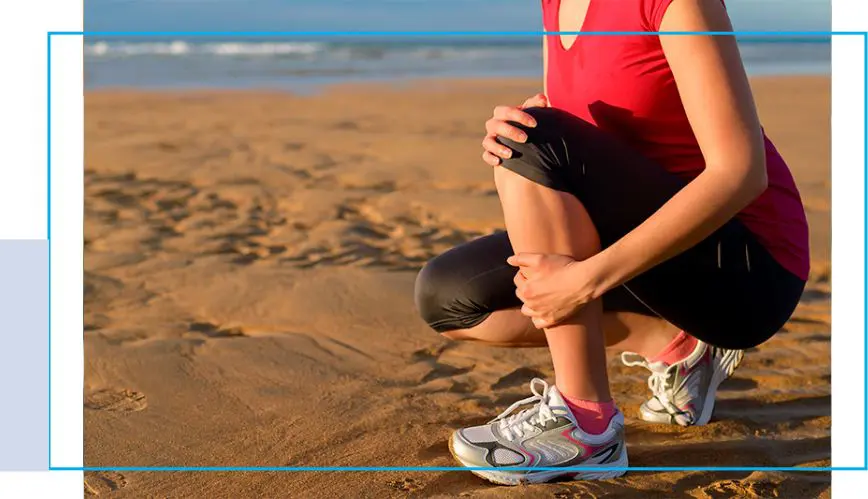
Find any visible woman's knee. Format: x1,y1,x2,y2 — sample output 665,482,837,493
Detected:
414,254,492,335
496,107,583,193
414,234,520,335
497,107,567,157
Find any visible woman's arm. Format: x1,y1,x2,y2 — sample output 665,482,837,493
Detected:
585,0,769,296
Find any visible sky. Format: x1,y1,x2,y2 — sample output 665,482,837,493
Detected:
84,0,831,33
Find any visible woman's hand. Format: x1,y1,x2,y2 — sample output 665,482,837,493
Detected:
482,93,549,167
508,252,599,330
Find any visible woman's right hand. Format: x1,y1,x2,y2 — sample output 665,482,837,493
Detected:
482,93,549,166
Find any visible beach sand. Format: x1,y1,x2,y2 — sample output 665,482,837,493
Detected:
84,76,831,498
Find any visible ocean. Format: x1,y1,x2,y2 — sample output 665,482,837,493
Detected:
83,0,831,90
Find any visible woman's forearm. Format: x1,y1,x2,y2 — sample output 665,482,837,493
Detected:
587,165,767,297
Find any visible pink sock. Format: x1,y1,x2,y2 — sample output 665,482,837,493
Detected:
649,331,699,366
561,395,617,435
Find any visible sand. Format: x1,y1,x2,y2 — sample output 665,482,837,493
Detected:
83,76,831,498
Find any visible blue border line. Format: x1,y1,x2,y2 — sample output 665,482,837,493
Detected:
46,31,52,471
863,29,868,472
54,29,849,37
47,466,867,472
48,29,868,473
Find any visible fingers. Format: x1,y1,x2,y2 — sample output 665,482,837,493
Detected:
520,305,555,330
492,105,538,128
515,276,557,329
513,274,535,306
512,270,527,288
480,104,539,166
507,253,543,269
514,280,528,302
481,135,512,159
521,93,549,109
485,117,528,143
532,317,553,330
482,150,501,166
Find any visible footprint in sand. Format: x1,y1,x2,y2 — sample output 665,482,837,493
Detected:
188,321,247,338
700,477,779,499
84,472,128,496
386,478,424,493
84,389,148,413
417,441,451,461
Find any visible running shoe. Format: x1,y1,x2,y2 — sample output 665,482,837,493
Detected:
449,378,627,485
621,340,743,426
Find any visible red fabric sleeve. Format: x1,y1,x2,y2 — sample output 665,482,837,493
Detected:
540,0,557,32
640,0,677,32
641,0,728,31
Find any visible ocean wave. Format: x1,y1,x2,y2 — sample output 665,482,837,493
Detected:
204,42,322,56
408,47,525,60
82,40,540,62
85,41,325,58
86,40,193,56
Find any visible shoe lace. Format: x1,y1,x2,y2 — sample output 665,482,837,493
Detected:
621,352,676,406
491,378,557,442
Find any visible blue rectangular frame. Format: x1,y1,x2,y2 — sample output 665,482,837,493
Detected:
48,29,868,473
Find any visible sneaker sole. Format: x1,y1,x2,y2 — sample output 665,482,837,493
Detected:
448,433,628,485
640,348,744,426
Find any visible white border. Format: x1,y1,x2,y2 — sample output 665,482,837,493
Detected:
49,33,85,470
830,35,867,468
0,16,49,239
1,0,82,496
830,0,868,489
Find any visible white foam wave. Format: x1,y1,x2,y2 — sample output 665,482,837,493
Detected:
84,41,324,58
85,40,192,57
204,42,322,56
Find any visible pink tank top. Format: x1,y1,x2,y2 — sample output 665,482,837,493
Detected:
542,0,810,279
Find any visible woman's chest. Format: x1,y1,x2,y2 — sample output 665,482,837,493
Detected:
546,34,680,122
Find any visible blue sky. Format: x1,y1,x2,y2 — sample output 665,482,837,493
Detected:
85,0,831,33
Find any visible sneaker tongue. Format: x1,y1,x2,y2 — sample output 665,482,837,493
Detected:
545,386,573,419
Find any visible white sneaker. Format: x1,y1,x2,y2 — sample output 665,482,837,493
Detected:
622,340,743,426
449,378,628,485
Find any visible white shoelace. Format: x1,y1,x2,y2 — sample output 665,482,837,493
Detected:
621,352,675,406
491,378,557,442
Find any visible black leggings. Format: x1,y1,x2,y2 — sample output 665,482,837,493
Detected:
414,107,805,350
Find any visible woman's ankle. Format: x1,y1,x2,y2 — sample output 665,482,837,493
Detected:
559,392,618,435
648,331,699,366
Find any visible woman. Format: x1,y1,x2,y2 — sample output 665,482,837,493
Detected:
413,0,809,486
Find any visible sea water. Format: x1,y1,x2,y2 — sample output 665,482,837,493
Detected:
83,0,831,90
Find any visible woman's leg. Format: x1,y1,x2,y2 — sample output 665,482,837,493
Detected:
415,232,680,355
442,308,679,357
493,167,611,401
491,106,803,427
420,107,802,436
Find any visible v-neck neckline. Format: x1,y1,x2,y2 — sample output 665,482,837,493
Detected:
555,0,596,53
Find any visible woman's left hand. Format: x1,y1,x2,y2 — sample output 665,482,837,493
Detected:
507,253,600,330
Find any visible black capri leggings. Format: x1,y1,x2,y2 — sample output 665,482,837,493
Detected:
414,107,805,350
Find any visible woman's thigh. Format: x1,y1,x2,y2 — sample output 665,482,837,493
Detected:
414,231,654,334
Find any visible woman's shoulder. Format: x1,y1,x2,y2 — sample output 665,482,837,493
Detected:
594,0,677,32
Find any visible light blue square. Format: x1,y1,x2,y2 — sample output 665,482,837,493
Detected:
0,240,48,471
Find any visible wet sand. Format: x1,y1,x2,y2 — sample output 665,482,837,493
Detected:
84,76,831,497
